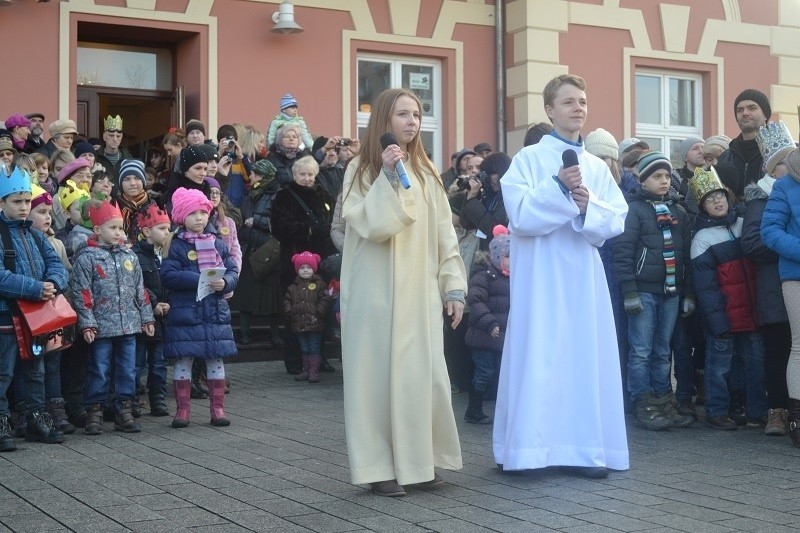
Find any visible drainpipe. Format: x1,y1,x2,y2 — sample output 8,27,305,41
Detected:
495,0,506,153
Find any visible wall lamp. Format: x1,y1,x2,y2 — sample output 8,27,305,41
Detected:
270,0,303,34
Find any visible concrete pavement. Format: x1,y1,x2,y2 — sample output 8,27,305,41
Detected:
2,360,799,532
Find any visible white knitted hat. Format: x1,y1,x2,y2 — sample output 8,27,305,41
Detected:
584,128,618,160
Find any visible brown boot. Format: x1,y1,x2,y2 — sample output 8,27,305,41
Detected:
172,380,191,428
208,379,230,426
114,400,142,433
84,404,104,435
788,398,800,448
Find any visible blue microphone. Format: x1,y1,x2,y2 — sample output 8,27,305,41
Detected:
380,133,411,189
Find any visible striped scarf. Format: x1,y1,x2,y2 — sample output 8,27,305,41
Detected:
649,201,678,295
180,231,223,271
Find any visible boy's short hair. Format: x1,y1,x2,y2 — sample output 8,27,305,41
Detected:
543,74,586,108
292,155,319,176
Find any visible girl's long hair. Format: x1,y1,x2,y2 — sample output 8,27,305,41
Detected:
348,88,440,199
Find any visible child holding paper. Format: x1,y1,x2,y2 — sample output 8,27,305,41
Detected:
160,187,239,428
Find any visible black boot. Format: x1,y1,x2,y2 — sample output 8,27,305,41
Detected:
149,394,169,417
0,416,16,452
46,398,76,435
788,398,800,448
11,401,27,438
464,386,492,424
26,410,65,444
190,360,209,399
729,389,747,426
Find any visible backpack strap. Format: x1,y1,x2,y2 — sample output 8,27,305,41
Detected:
0,218,16,273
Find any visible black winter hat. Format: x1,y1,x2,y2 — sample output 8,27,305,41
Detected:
733,89,771,120
480,152,512,178
216,124,237,142
179,145,209,174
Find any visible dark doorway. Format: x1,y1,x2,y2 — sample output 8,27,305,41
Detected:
78,87,179,159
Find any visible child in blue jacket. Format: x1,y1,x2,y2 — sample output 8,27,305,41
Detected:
160,187,239,428
0,167,69,451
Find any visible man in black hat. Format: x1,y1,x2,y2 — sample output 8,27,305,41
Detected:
24,112,46,153
717,89,771,199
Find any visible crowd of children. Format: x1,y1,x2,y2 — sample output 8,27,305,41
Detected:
0,100,353,451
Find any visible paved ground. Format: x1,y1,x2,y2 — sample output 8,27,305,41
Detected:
2,360,799,533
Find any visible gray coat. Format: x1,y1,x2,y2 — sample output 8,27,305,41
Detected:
70,236,155,338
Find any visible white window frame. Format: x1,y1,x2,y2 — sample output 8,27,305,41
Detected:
356,54,442,168
635,70,703,167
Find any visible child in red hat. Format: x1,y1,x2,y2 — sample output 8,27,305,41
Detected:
284,251,331,382
70,198,155,435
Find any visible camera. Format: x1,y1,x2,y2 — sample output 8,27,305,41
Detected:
456,171,491,193
225,138,237,162
337,138,351,147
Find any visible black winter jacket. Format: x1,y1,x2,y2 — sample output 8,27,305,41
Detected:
458,192,508,251
465,259,510,352
717,135,763,198
132,240,169,340
741,181,788,326
613,189,693,297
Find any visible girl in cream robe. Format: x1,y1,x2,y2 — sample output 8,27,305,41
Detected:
340,157,467,486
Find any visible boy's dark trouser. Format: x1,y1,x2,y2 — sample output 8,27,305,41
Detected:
136,338,167,399
762,322,791,409
0,332,46,417
61,338,90,417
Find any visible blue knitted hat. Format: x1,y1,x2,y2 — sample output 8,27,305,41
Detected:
280,93,298,111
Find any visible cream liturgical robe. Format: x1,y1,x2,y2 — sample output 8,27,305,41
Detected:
340,158,467,485
494,134,630,471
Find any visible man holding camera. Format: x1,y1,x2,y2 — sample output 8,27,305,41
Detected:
458,153,511,250
214,124,251,208
312,136,359,199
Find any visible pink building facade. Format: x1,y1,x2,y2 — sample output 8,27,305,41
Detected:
1,0,797,167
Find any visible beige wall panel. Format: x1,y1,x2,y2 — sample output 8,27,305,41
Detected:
771,85,800,115
779,57,800,86
127,0,157,9
779,0,800,28
506,62,566,100
772,26,800,56
513,29,559,64
388,0,421,36
506,0,567,33
432,1,493,40
698,20,769,56
659,3,690,53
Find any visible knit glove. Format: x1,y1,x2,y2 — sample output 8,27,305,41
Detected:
623,292,643,315
681,295,696,318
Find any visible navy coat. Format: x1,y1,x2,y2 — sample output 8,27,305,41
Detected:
160,231,239,359
742,182,788,326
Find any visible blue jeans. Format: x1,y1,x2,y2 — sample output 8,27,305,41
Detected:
704,331,768,418
84,335,137,412
136,338,167,398
297,332,322,355
626,293,679,402
45,351,63,400
471,349,501,392
0,332,46,416
670,312,695,402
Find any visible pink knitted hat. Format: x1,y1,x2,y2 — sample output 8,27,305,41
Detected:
292,251,321,273
171,187,212,225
